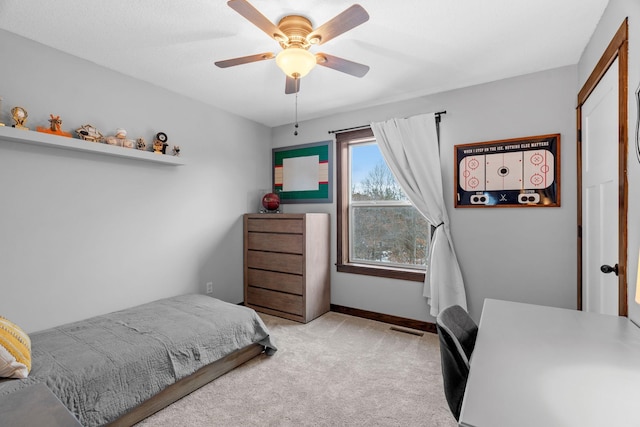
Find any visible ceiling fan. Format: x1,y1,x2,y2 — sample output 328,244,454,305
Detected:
215,0,370,94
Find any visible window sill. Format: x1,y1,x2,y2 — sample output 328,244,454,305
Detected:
336,263,425,282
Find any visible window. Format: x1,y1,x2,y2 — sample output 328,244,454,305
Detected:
336,128,429,282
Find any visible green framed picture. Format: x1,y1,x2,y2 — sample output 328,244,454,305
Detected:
273,140,332,203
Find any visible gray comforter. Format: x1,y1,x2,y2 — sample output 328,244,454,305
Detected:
0,294,277,426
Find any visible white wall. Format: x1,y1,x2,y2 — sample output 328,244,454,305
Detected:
0,30,272,332
578,0,640,324
272,65,578,323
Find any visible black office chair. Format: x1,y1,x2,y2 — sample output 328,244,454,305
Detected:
436,304,478,421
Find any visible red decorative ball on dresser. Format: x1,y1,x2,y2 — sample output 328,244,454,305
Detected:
261,193,280,211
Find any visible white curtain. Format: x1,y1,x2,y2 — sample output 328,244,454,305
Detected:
371,113,467,316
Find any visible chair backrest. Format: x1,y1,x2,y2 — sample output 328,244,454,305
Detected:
436,305,478,421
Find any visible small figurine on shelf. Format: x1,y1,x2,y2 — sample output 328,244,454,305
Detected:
121,131,134,149
11,106,28,130
153,132,168,154
36,114,72,138
136,137,146,151
76,124,104,142
172,145,180,156
105,128,134,148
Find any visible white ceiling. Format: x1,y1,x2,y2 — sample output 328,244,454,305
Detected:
0,0,608,128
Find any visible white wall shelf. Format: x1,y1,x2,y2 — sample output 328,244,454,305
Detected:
0,125,185,165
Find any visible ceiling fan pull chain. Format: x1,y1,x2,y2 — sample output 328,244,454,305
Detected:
294,77,300,136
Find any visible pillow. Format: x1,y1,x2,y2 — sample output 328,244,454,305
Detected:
0,316,31,378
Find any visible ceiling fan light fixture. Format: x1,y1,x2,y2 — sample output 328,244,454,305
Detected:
276,47,316,78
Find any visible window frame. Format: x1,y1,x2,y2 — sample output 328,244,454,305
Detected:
336,127,426,282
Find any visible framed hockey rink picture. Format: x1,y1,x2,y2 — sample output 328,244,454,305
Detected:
454,134,560,208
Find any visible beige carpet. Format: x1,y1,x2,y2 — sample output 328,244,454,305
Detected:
136,311,457,427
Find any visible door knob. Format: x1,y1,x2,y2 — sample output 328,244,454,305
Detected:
600,264,619,276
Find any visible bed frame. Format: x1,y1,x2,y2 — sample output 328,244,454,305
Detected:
108,343,264,426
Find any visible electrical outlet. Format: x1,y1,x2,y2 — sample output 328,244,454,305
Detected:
206,282,213,294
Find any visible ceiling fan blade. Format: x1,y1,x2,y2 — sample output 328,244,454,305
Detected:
315,53,369,77
307,4,369,46
285,76,301,94
215,52,275,68
227,0,288,42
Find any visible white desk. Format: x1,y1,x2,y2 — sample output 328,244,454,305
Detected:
459,299,640,427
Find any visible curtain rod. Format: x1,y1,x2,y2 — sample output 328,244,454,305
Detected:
327,111,447,134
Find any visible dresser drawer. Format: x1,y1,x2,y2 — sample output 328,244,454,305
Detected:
247,286,303,316
247,218,303,234
246,250,303,275
247,269,303,295
247,232,303,254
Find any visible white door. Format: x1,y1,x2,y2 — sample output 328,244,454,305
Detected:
581,58,619,315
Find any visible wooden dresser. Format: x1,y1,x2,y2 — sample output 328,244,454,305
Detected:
243,213,330,323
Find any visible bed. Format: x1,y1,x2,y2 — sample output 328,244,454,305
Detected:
0,294,277,426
